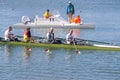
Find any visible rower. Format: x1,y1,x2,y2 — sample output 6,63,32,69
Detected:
23,27,34,42
4,26,18,41
46,27,61,44
46,27,54,43
66,29,75,44
44,9,54,22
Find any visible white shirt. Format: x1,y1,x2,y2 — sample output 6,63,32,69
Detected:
4,29,13,40
66,33,73,44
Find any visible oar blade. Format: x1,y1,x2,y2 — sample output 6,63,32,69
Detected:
27,47,32,51
75,50,81,54
45,48,51,53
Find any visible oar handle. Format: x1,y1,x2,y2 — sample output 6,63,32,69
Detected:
16,35,45,39
0,37,5,41
32,36,45,39
16,35,23,38
0,37,4,39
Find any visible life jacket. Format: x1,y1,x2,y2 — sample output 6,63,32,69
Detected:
44,12,51,19
23,30,31,42
72,16,81,24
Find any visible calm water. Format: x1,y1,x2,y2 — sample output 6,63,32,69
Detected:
0,0,120,80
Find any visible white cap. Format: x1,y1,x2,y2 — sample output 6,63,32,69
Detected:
68,1,71,4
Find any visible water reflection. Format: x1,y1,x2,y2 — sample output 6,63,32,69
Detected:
65,49,81,64
23,47,31,62
65,52,74,60
4,45,15,62
45,50,55,61
73,29,81,38
4,45,11,57
65,51,75,64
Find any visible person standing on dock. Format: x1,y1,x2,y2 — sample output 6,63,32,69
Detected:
66,1,75,23
66,29,74,44
4,26,18,41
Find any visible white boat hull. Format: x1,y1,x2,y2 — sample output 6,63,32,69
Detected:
14,22,95,29
14,15,95,29
93,44,120,48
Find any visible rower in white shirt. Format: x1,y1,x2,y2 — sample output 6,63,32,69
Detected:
4,26,18,41
66,29,74,44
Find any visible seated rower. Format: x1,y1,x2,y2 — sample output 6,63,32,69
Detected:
44,9,54,22
46,27,61,44
66,29,75,44
23,27,34,42
4,26,18,41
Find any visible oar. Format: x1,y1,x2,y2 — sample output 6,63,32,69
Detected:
27,41,32,51
0,37,8,42
0,37,5,41
75,38,114,45
45,48,50,53
45,37,64,53
16,35,46,43
54,37,81,54
16,36,32,51
73,41,80,54
16,35,45,39
45,40,56,53
31,36,45,39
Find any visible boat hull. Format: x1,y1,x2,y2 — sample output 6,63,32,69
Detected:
14,23,95,29
14,14,95,29
0,41,120,51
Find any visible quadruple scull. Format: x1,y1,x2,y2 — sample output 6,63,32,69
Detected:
0,37,120,51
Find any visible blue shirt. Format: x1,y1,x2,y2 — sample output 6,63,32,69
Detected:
67,3,75,14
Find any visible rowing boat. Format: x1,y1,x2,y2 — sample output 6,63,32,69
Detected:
14,14,95,29
0,41,120,51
